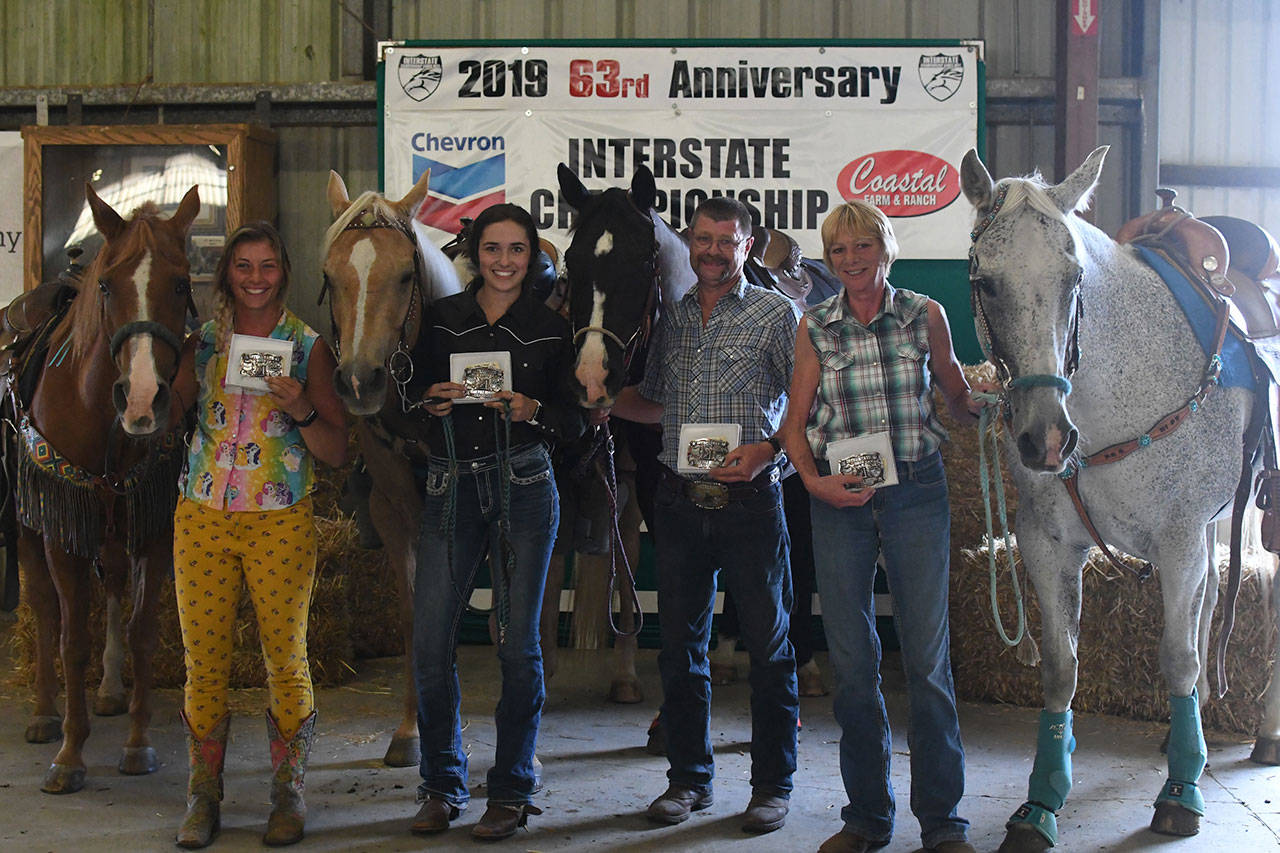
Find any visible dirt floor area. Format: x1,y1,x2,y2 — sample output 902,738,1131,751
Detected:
2,609,1280,852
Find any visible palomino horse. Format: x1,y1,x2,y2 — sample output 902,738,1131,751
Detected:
961,147,1259,850
17,184,199,793
321,168,462,766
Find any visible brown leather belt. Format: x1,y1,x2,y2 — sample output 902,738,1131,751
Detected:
659,464,780,510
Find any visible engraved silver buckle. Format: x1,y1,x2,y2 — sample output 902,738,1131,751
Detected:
239,351,284,378
838,451,886,487
463,362,504,398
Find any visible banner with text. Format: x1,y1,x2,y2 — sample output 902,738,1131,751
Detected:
0,132,22,302
382,43,980,260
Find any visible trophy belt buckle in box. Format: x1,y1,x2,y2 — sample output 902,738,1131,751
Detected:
837,451,886,488
686,436,730,470
239,351,285,379
462,362,504,399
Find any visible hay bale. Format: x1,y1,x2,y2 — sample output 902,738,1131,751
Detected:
943,364,1278,737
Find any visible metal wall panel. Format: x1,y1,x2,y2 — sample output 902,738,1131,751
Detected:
0,1,150,86
275,124,381,332
1159,0,1280,226
0,1,340,87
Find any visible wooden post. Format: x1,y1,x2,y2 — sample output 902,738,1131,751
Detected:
1056,0,1101,192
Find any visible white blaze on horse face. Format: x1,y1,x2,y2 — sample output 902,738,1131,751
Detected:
346,238,378,378
122,250,162,431
595,231,613,257
575,288,610,405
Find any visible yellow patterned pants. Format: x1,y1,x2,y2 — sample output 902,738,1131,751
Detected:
174,495,317,739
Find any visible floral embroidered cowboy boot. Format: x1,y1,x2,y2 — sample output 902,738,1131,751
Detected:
176,712,230,849
263,711,316,846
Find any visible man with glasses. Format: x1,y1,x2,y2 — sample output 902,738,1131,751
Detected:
609,197,799,835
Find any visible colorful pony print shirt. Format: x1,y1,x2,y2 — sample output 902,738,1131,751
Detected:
181,310,319,512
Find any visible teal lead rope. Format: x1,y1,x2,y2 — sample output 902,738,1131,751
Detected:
975,391,1027,649
439,402,517,645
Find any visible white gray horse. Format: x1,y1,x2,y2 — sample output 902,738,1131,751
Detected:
961,146,1263,851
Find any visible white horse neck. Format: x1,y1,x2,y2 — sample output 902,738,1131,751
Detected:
411,218,464,302
1067,218,1212,434
650,210,695,307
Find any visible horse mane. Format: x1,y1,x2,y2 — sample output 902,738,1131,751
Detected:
321,190,398,257
994,170,1097,225
62,204,172,362
322,191,461,302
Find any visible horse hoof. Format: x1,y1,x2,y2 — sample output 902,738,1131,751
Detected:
383,735,421,768
25,715,62,743
118,746,158,775
94,693,129,717
1250,736,1280,765
1151,801,1201,836
41,763,86,794
607,678,644,704
997,823,1052,853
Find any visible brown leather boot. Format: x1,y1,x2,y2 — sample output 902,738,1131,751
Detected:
176,712,229,849
263,711,316,846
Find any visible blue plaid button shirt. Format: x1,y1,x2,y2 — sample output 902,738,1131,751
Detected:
804,283,948,464
639,277,797,475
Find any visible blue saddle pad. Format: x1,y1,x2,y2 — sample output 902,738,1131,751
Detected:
1134,245,1256,391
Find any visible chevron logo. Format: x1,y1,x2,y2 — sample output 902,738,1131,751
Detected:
413,153,506,234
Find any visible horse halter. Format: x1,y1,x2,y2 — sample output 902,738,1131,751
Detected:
968,183,1083,397
318,205,427,412
569,208,661,381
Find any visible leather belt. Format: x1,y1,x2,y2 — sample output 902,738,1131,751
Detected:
660,464,780,510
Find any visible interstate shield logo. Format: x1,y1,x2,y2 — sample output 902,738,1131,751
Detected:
398,54,442,102
918,53,964,102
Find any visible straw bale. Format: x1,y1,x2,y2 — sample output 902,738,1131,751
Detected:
943,365,1278,737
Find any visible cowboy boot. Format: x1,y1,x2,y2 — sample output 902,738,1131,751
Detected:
176,712,230,849
263,711,316,846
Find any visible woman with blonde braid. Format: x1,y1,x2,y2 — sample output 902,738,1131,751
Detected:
170,222,347,848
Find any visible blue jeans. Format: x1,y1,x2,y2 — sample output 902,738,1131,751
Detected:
653,473,798,797
412,443,559,807
810,451,968,848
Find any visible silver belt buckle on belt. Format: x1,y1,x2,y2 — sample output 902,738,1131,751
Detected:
687,481,729,510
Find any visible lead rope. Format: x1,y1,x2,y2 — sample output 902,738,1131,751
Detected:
439,403,516,645
597,423,643,639
493,400,516,645
975,391,1038,664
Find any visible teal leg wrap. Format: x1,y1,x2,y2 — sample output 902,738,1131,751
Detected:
1007,710,1075,847
1155,690,1207,816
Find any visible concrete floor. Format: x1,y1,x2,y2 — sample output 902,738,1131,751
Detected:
3,614,1280,852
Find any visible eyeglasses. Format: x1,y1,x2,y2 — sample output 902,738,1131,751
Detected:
690,234,747,252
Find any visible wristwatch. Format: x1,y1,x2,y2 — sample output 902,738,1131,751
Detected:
527,398,543,426
765,434,783,457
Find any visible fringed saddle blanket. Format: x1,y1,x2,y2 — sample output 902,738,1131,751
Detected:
16,415,183,559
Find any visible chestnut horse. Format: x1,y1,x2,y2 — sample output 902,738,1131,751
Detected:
17,184,199,793
321,168,462,766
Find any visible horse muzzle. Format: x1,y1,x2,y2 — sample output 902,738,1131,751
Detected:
113,377,171,436
335,363,388,416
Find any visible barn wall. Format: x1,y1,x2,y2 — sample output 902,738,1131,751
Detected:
1159,0,1280,229
0,0,1157,323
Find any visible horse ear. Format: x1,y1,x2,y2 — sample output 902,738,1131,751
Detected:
558,163,590,210
960,149,995,213
1047,145,1109,215
168,185,201,234
327,170,352,219
631,165,656,211
85,183,126,241
393,168,433,220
